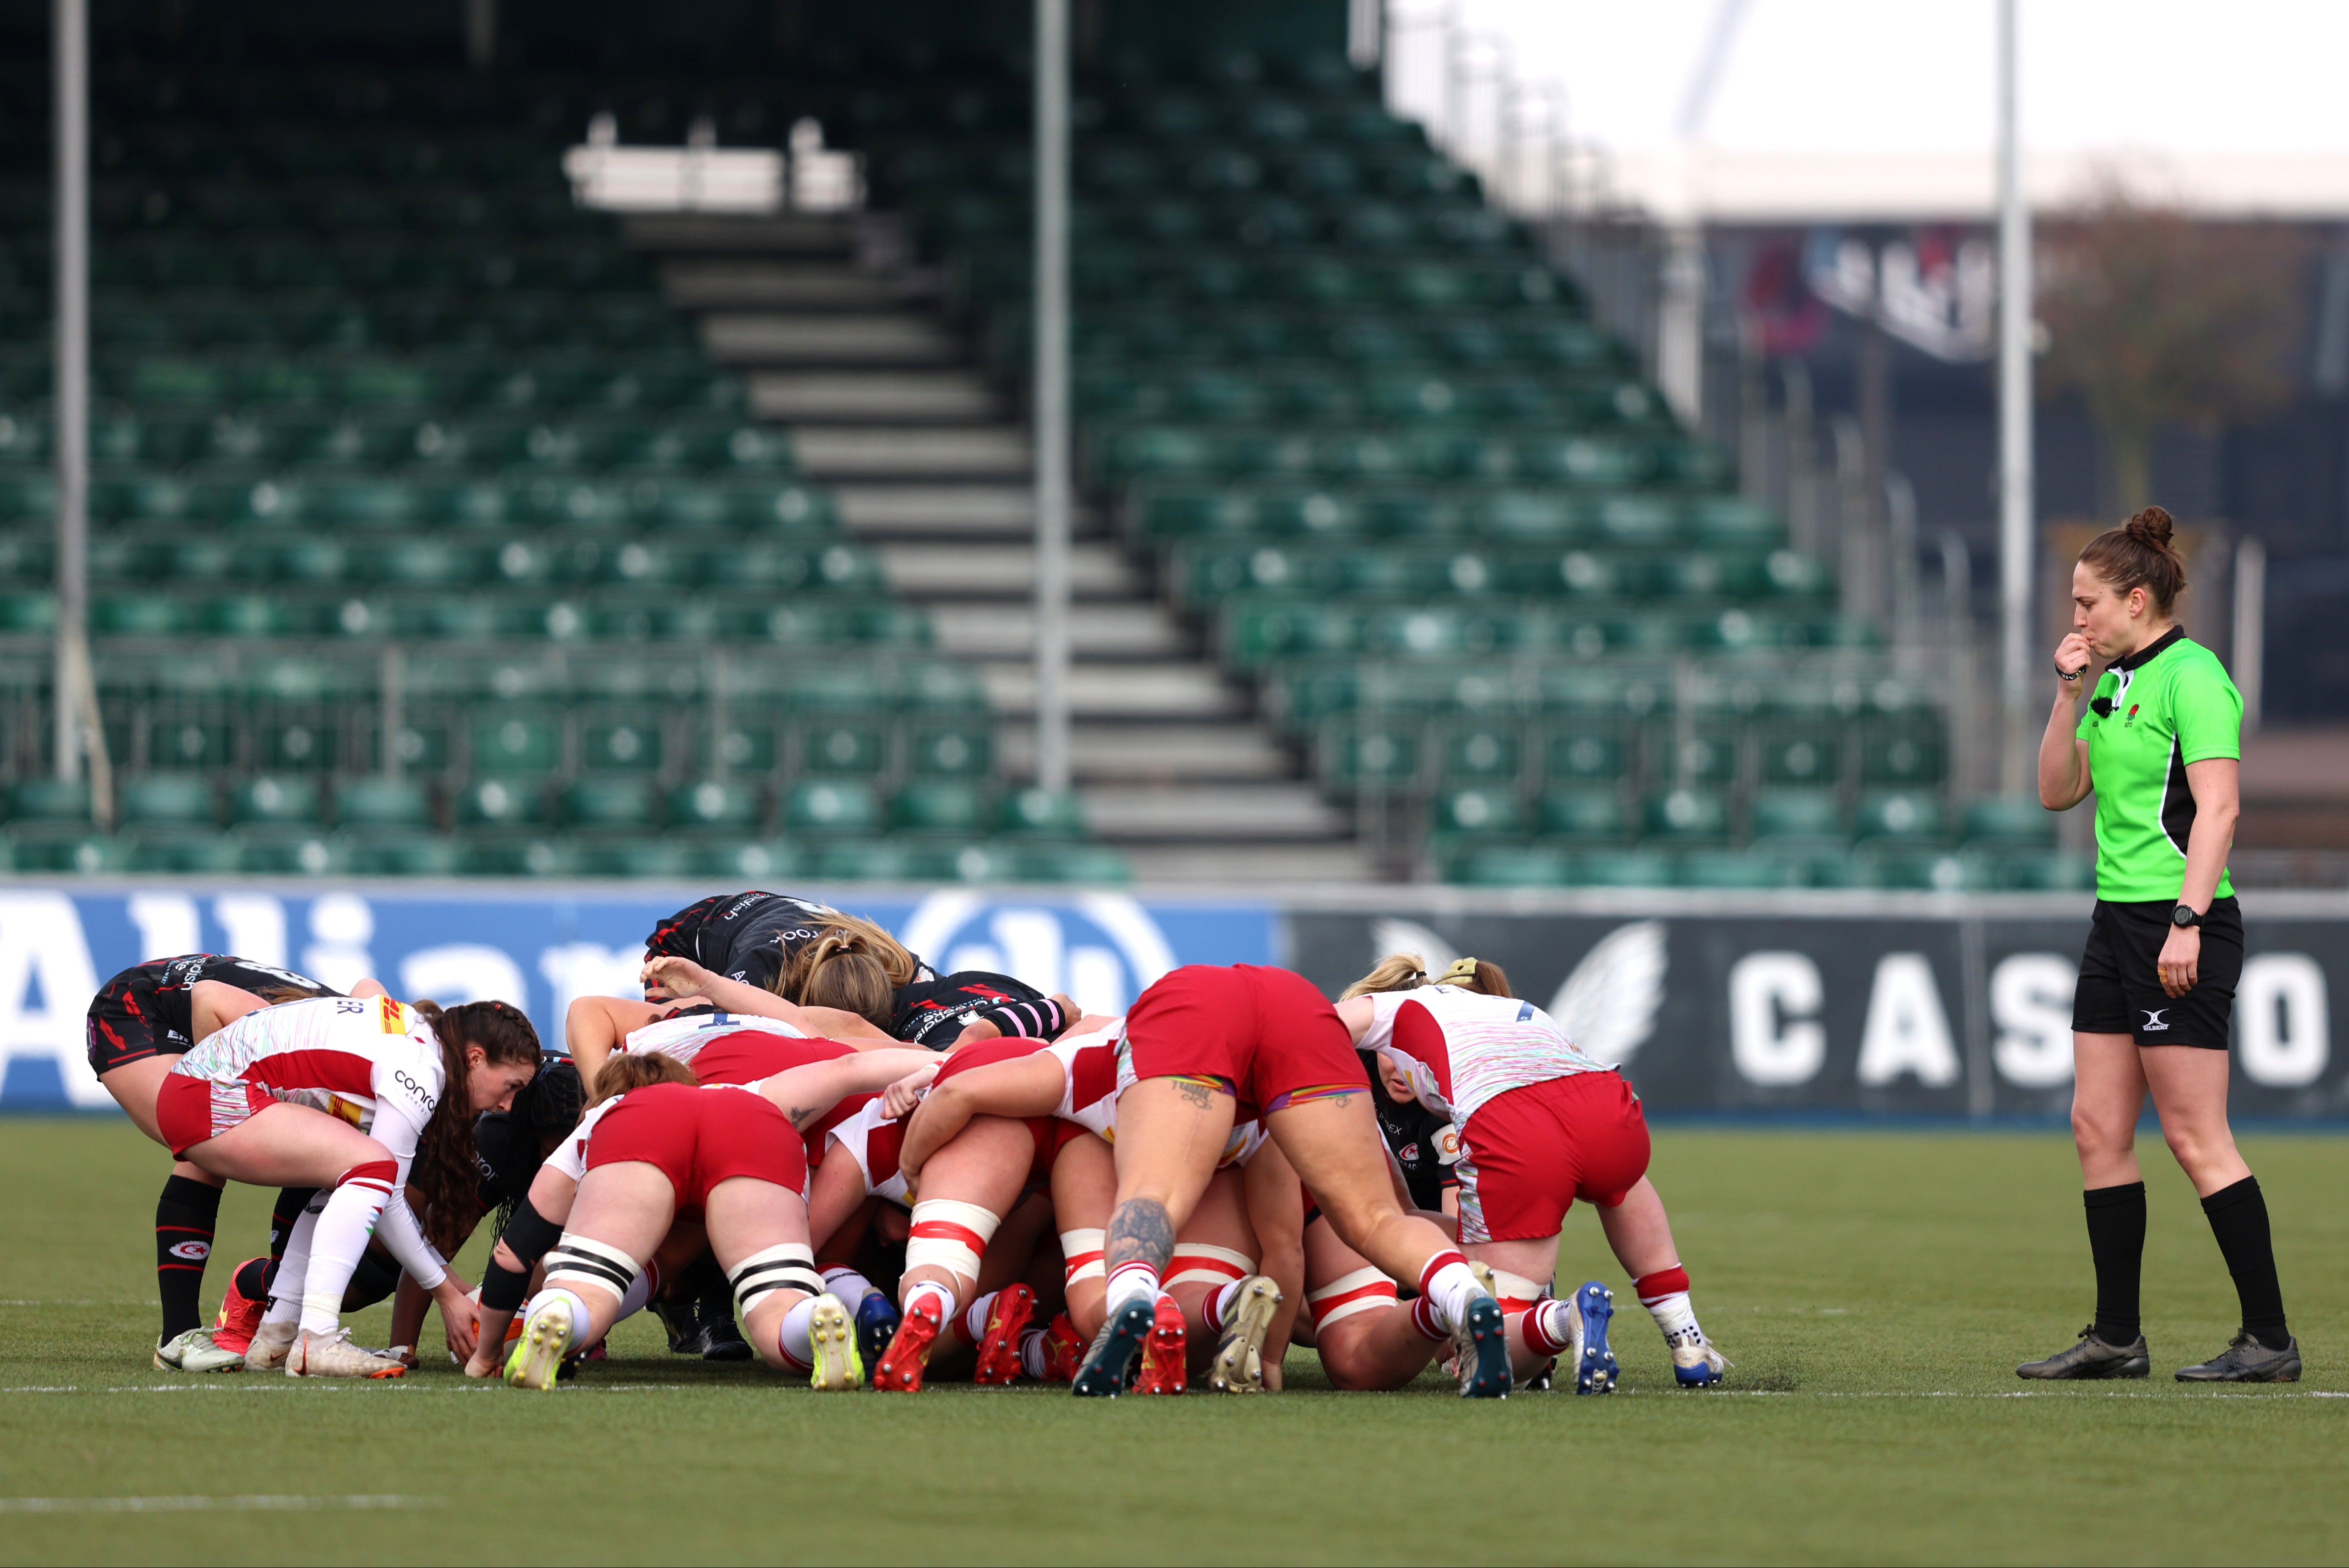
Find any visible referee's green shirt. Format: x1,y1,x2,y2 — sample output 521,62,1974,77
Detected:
2075,626,2239,902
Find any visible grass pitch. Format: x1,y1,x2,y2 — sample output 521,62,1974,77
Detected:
0,1120,2344,1566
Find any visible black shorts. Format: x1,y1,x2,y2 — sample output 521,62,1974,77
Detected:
2072,897,2243,1048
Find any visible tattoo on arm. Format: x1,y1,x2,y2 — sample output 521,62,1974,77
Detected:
1103,1198,1177,1275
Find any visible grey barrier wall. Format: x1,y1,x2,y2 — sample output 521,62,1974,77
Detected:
1279,890,2349,1120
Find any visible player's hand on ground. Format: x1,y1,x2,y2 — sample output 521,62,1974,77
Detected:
2157,925,2200,998
882,1063,937,1121
2055,631,2094,685
462,1345,502,1379
640,955,713,1002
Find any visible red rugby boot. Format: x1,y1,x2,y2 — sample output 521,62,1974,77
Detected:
1040,1311,1085,1383
209,1258,268,1356
971,1283,1036,1387
1132,1293,1187,1395
873,1293,944,1392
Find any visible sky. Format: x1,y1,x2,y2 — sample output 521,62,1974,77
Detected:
1384,0,2349,157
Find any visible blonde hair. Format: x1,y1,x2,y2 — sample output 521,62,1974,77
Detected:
591,1051,696,1106
1342,952,1514,1001
791,929,896,1026
769,914,920,1000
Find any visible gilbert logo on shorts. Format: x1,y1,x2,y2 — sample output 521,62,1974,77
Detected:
2141,1008,2171,1032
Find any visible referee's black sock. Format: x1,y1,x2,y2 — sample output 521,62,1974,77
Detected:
2201,1176,2290,1350
2083,1181,2146,1347
155,1174,221,1341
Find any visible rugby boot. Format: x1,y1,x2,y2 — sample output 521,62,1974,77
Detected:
155,1327,243,1373
2176,1332,2301,1383
1071,1296,1156,1397
288,1328,405,1379
655,1295,702,1354
854,1291,902,1371
2016,1325,2150,1380
804,1293,864,1392
1452,1286,1512,1399
695,1288,754,1362
1569,1282,1618,1394
1670,1328,1732,1388
1132,1294,1187,1395
243,1318,297,1372
1206,1275,1283,1394
209,1259,268,1356
873,1293,944,1392
505,1296,576,1391
1039,1311,1085,1383
971,1283,1036,1387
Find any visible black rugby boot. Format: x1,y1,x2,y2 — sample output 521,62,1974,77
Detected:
2176,1332,2300,1383
2017,1325,2150,1379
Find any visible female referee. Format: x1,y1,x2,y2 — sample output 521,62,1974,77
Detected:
2020,505,2297,1384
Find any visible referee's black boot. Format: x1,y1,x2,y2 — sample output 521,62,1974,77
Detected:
2017,1325,2150,1379
2176,1332,2300,1383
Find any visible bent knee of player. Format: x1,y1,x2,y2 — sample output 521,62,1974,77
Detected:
743,1290,806,1368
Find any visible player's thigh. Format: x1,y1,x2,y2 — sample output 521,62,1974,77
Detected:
1267,1091,1400,1242
1178,1166,1258,1258
702,1175,810,1273
1465,1235,1560,1296
1109,1077,1232,1225
1053,1133,1116,1334
2070,1032,2145,1134
568,1163,684,1265
920,1113,1035,1215
98,1055,179,1146
805,1159,870,1253
189,1102,390,1189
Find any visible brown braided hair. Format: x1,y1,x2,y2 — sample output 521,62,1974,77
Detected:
408,999,541,1255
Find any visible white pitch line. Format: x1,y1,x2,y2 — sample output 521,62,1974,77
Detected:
0,1495,436,1514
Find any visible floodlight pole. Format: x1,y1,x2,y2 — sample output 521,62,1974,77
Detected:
1032,0,1072,796
53,0,91,792
1995,0,2035,795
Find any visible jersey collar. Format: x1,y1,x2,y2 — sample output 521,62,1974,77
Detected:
2109,624,2184,673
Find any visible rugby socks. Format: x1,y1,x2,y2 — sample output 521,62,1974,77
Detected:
1418,1250,1481,1334
777,1297,818,1372
1019,1328,1051,1379
1203,1278,1246,1336
821,1266,881,1306
263,1195,322,1328
154,1175,221,1340
231,1257,270,1303
2200,1177,2290,1351
1635,1266,1709,1352
1103,1261,1160,1317
904,1278,957,1326
949,1291,998,1351
2083,1181,2147,1347
1521,1300,1575,1359
298,1161,398,1335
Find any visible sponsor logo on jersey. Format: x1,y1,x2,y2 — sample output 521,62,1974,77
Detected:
1437,1127,1462,1162
168,1240,210,1262
1398,1142,1421,1163
329,1095,368,1128
390,1069,433,1108
379,995,406,1034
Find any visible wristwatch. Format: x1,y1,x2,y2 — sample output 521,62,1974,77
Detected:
2170,904,2202,929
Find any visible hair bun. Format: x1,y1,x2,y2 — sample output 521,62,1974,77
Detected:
2125,505,2175,547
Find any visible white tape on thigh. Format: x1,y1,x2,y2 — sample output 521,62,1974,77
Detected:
1307,1266,1397,1329
905,1199,1000,1284
1489,1269,1549,1310
1060,1227,1106,1287
727,1242,820,1317
544,1236,643,1304
1166,1242,1257,1292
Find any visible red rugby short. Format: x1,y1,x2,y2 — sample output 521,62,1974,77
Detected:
1124,965,1361,1115
1455,1071,1650,1244
155,1072,273,1158
585,1082,808,1209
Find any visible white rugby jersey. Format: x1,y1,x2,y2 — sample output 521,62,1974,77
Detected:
544,1096,619,1185
1360,985,1609,1125
826,1098,909,1202
624,1007,806,1062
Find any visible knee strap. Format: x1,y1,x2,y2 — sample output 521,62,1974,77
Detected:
544,1236,643,1303
1488,1269,1549,1314
905,1200,1000,1284
1060,1227,1105,1287
1307,1267,1396,1330
1167,1243,1256,1292
728,1243,820,1318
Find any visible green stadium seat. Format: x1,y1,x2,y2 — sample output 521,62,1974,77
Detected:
346,831,463,877
575,838,692,879
455,836,582,878
235,829,346,876
470,710,561,775
1544,728,1628,785
1008,843,1130,885
334,776,432,829
123,828,245,874
684,838,805,880
667,779,761,834
1676,849,1803,889
905,724,992,779
116,774,217,827
893,782,988,835
1858,845,1991,892
1759,726,1842,787
998,788,1086,839
1962,796,2056,848
453,776,548,829
810,839,906,881
1861,725,1947,786
1437,720,1519,784
561,778,656,829
1571,847,1675,887
1322,718,1420,790
1996,850,2095,891
1535,789,1627,841
899,840,1012,884
6,778,91,823
1448,844,1573,888
1853,791,1946,843
4,827,121,873
580,718,664,773
229,775,322,827
795,718,887,777
783,779,881,837
1641,788,1729,842
1750,789,1843,843
1430,787,1519,838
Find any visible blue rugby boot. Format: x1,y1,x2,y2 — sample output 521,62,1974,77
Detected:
1071,1296,1155,1398
1570,1282,1618,1395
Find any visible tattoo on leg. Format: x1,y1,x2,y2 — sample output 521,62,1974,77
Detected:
1175,1079,1215,1110
1103,1199,1176,1275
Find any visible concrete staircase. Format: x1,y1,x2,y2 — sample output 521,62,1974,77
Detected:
628,214,1372,886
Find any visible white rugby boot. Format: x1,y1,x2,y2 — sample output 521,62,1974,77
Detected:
1206,1275,1283,1393
1669,1325,1731,1387
243,1318,298,1372
287,1327,406,1378
155,1327,244,1373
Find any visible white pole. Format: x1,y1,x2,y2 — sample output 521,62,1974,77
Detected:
2233,536,2265,735
1996,0,2035,796
53,0,89,790
1032,0,1072,797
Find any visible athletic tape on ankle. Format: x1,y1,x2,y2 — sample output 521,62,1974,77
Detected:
728,1242,820,1318
1059,1228,1105,1287
1307,1267,1396,1329
1488,1269,1547,1313
906,1200,1000,1284
544,1237,644,1303
1167,1243,1256,1292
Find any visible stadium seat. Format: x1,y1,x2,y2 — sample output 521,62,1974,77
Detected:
1854,791,1946,843
1535,789,1627,841
229,775,323,827
1962,796,2056,848
561,778,656,829
1641,788,1729,843
893,782,988,835
667,779,761,834
998,788,1086,838
1749,789,1843,843
783,779,882,837
334,776,432,829
453,777,549,829
116,774,216,827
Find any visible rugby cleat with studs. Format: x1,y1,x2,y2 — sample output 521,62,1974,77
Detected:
155,1326,243,1373
1569,1281,1618,1394
2175,1332,2300,1384
1669,1325,1731,1387
1452,1289,1512,1399
1038,1311,1085,1384
208,1259,268,1356
854,1291,902,1372
872,1292,944,1392
2016,1325,2150,1380
1072,1296,1156,1397
242,1318,297,1372
971,1284,1036,1387
1132,1294,1188,1395
288,1327,406,1379
504,1296,576,1391
804,1293,863,1391
1207,1275,1283,1393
